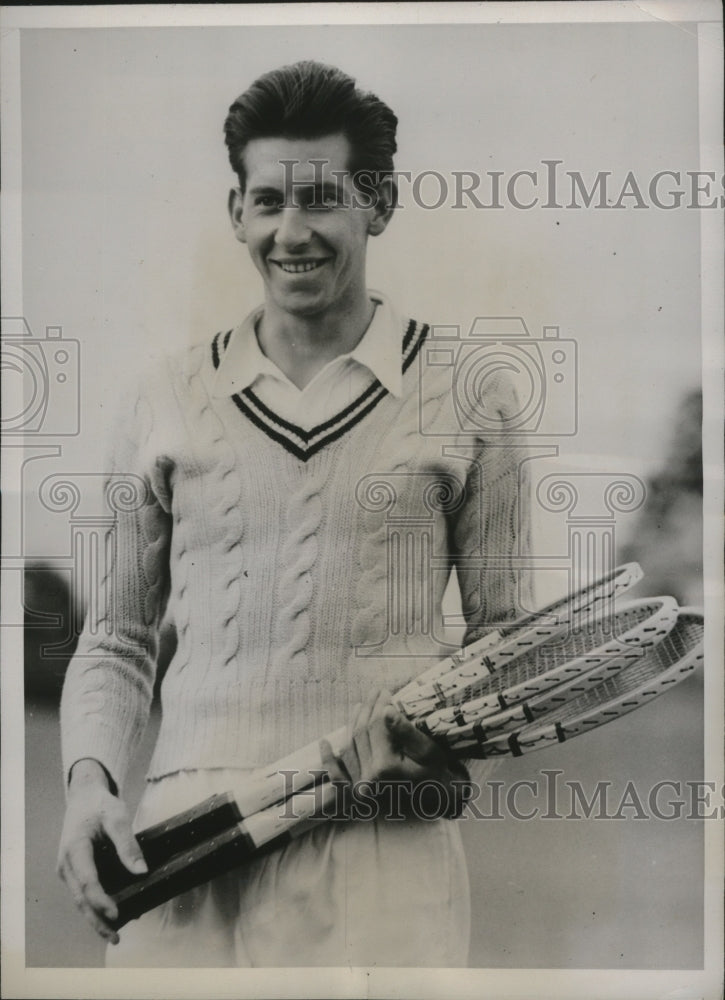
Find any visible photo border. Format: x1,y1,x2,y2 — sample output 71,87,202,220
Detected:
2,3,722,998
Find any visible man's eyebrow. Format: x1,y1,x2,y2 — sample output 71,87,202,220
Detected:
295,181,347,198
248,184,284,196
247,180,349,207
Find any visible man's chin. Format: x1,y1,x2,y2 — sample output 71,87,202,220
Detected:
272,291,330,319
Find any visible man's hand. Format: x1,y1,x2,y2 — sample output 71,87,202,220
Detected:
341,690,471,819
56,759,147,944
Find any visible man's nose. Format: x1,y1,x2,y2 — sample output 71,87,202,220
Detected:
274,206,312,250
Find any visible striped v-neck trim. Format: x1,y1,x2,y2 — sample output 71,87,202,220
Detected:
211,319,429,462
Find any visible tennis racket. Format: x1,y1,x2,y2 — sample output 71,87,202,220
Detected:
97,596,703,929
419,596,679,739
99,560,646,864
106,780,341,929
104,605,703,928
397,561,644,718
489,607,705,757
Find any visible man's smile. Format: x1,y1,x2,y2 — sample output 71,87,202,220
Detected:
236,134,383,320
271,258,331,274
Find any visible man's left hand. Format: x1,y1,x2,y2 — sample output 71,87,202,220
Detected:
340,689,471,819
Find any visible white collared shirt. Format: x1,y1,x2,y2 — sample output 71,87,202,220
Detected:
212,292,403,430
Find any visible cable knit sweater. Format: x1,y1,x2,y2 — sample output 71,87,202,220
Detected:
60,317,533,791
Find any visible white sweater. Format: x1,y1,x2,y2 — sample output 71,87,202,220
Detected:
60,315,533,791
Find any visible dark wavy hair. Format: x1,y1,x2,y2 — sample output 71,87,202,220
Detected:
223,61,398,191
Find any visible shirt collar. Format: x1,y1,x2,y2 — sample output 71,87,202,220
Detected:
212,291,404,399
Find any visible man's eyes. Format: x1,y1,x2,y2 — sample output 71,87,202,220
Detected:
254,194,284,209
253,191,345,210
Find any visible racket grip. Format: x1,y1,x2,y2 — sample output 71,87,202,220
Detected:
94,791,243,896
109,824,262,930
108,781,342,929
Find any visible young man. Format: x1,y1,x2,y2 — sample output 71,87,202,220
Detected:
57,61,531,967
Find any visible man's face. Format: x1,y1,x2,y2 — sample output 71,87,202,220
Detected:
229,134,390,319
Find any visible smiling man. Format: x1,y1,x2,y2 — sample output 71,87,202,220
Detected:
57,61,531,968
226,131,393,394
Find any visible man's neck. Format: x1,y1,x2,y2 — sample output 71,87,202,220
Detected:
257,293,376,391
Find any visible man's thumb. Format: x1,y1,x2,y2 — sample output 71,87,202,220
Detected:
106,818,148,876
384,708,438,760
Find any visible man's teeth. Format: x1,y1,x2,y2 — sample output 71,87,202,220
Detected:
278,261,325,273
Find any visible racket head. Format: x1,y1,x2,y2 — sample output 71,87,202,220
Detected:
397,562,643,718
424,596,680,739
447,607,703,759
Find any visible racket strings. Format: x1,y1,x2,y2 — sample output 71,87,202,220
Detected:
426,608,703,758
418,601,678,743
440,599,671,706
398,563,644,704
511,615,704,728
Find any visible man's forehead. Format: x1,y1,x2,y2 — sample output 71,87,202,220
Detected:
243,134,352,187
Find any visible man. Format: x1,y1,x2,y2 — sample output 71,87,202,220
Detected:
57,60,530,967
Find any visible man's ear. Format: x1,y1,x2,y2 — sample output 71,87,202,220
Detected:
228,188,246,243
367,176,396,237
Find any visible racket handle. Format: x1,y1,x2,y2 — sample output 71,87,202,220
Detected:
109,824,262,930
108,781,343,928
94,791,242,896
95,736,350,898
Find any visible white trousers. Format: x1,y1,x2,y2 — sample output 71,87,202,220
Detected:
106,768,471,968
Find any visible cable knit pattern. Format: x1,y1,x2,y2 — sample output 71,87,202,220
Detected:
451,375,535,646
60,316,532,790
179,344,244,674
351,365,453,685
274,464,327,678
60,382,171,790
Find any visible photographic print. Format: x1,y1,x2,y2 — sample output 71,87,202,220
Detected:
2,3,722,998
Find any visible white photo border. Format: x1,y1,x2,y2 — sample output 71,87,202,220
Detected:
2,3,722,998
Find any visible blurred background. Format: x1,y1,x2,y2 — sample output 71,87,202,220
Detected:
13,19,707,968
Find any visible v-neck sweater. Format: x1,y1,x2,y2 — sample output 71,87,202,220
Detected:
60,316,533,790
211,292,405,423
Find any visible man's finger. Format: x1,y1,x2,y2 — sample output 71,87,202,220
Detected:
68,839,119,920
384,707,446,766
369,688,395,720
76,895,120,945
352,691,379,734
104,814,148,876
364,691,402,773
351,692,381,775
62,853,120,944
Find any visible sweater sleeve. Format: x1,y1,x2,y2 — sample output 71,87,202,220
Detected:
60,375,173,794
447,373,534,784
450,371,535,645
